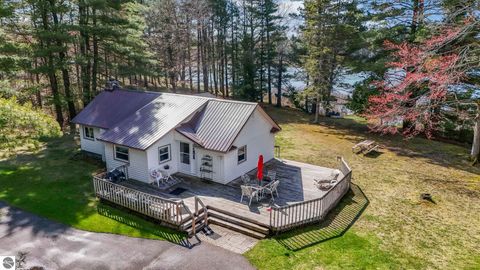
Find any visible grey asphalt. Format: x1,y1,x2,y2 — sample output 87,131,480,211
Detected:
0,201,255,270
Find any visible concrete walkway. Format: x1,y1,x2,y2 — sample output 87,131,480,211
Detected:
0,202,255,270
197,224,258,254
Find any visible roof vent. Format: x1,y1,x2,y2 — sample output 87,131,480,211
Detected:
105,78,120,92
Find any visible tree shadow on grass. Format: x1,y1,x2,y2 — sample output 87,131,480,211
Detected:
0,135,104,237
274,184,369,251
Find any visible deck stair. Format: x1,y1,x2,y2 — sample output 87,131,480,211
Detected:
179,196,211,237
180,208,207,236
206,205,269,239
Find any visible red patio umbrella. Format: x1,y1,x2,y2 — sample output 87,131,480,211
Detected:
257,154,264,182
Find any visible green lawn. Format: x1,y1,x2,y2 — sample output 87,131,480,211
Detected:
245,106,480,269
1,106,479,269
0,136,185,243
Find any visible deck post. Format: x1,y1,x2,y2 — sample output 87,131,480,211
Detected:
195,196,199,216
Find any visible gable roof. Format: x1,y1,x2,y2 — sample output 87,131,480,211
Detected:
77,89,280,151
71,90,159,129
96,93,208,150
176,100,258,152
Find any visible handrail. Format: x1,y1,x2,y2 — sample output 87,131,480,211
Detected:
195,196,208,226
274,145,281,158
269,157,352,232
93,176,184,225
93,175,181,204
270,159,351,209
181,201,196,235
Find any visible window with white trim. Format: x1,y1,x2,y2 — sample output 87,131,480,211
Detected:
158,144,171,163
237,145,247,164
83,126,94,140
114,145,129,162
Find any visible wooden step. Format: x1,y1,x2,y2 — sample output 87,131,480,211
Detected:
186,220,206,237
208,210,269,235
179,207,205,225
206,205,269,228
208,217,267,239
180,212,207,231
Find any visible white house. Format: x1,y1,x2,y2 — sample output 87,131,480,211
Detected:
72,89,280,185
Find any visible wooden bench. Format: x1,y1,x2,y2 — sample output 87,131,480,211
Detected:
352,140,379,155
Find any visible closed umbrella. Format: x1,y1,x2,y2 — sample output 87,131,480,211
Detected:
257,154,264,182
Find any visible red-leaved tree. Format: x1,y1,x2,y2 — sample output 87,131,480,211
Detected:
365,25,465,139
365,18,480,161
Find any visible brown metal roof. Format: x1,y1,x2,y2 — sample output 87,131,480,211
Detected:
77,89,280,151
71,90,159,129
176,100,258,152
97,93,208,150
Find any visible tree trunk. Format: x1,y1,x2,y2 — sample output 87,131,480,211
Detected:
471,104,480,162
230,18,236,94
79,1,91,106
276,54,282,107
34,60,42,108
187,16,193,92
201,23,209,92
197,23,201,92
210,22,218,95
92,8,99,95
48,0,76,120
266,16,272,104
39,4,64,127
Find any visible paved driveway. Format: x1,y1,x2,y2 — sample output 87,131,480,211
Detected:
0,202,255,270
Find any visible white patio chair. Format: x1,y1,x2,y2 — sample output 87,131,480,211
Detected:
329,169,341,183
264,180,280,198
266,170,277,182
150,169,162,187
241,174,251,185
240,185,260,206
160,170,178,185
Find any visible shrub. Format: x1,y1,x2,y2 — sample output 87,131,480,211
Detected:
0,97,62,151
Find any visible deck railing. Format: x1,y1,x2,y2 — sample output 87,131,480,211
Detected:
269,157,352,232
92,175,184,226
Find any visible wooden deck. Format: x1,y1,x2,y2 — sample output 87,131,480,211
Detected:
118,159,343,227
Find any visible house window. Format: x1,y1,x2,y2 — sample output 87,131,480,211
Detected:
158,144,171,163
180,142,190,165
238,145,247,164
84,126,94,140
114,145,129,162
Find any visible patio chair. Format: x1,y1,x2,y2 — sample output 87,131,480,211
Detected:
263,180,280,198
150,169,163,187
241,174,251,185
160,170,176,185
330,169,341,183
266,170,277,182
240,185,260,206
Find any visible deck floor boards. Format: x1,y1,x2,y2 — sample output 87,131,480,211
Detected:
118,159,342,227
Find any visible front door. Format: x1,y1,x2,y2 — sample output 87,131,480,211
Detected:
179,142,191,174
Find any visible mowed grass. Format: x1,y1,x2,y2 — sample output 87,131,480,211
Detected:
0,136,185,243
245,106,480,270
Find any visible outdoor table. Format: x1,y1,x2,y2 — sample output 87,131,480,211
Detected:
249,179,273,199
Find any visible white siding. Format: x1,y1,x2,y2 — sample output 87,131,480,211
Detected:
146,131,178,178
146,130,226,184
223,108,275,182
193,148,225,183
102,107,275,185
79,125,106,161
104,142,149,182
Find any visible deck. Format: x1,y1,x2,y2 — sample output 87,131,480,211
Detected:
118,159,344,227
